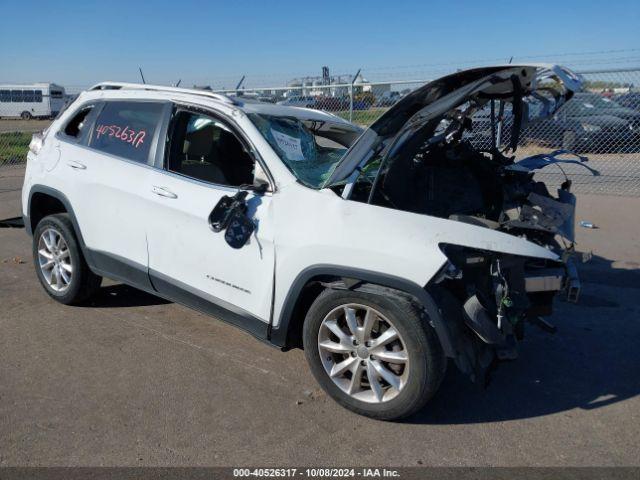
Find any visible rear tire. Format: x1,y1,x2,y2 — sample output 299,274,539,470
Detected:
303,288,446,420
32,214,102,305
20,111,32,120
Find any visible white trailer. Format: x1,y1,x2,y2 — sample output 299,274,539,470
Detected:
0,83,66,119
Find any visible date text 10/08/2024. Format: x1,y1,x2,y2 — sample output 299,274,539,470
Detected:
232,468,401,478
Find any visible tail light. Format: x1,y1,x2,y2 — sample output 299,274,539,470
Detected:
29,130,47,155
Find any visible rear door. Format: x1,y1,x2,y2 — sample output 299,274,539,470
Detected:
144,105,276,330
57,100,170,287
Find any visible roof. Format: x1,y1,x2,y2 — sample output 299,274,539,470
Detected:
235,99,359,129
89,82,237,105
87,81,359,130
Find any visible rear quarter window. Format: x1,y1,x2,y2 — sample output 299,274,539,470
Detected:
62,104,96,141
88,101,164,164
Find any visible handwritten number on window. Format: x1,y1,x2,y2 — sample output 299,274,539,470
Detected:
95,124,146,148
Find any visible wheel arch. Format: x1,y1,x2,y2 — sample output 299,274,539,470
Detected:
269,265,456,357
27,185,94,266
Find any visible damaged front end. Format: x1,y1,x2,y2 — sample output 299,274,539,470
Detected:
431,243,578,383
325,64,595,384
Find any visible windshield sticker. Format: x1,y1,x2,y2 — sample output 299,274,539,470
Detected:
583,103,595,109
271,129,305,161
95,124,146,148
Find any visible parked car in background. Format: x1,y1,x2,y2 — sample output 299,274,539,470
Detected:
523,92,639,152
277,96,316,108
469,103,514,149
375,91,401,107
570,92,640,127
614,92,640,112
353,92,375,110
0,83,66,119
314,96,349,112
256,95,278,104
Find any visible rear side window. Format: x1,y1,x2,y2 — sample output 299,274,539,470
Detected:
88,101,164,164
0,90,9,102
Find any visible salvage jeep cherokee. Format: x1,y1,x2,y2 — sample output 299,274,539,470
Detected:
22,65,592,420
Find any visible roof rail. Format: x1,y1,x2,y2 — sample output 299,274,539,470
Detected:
88,82,238,105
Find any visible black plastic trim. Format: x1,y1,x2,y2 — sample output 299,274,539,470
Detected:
85,251,270,343
90,250,153,292
269,264,455,356
23,215,32,236
27,185,96,266
149,269,269,341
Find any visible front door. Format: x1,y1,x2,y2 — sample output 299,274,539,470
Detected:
145,107,276,330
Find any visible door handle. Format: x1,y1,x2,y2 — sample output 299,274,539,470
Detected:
152,186,178,199
67,160,86,170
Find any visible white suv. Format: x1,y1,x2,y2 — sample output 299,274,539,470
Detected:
22,65,588,420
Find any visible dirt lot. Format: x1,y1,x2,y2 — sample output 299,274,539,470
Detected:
0,119,52,134
1,167,639,466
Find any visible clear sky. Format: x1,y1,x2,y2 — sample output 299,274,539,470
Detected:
1,0,639,88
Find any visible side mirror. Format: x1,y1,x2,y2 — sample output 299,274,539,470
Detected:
208,191,255,249
224,211,255,249
244,178,270,195
209,191,248,233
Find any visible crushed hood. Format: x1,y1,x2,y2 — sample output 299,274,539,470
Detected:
324,64,582,186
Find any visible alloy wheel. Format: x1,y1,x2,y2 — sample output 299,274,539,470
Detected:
37,227,73,292
318,303,409,403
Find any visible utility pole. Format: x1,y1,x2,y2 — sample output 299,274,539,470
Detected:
235,75,246,92
349,68,361,123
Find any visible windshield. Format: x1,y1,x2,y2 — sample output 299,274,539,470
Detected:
248,113,348,188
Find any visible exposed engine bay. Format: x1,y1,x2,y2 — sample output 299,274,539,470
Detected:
328,65,595,384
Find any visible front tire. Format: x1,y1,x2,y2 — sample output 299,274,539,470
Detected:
32,214,102,305
303,288,446,420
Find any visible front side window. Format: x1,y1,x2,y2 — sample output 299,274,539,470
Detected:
166,110,255,187
88,101,164,164
248,113,348,188
34,90,43,102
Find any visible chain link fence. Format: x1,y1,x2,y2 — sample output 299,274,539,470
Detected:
0,119,51,168
2,67,639,195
